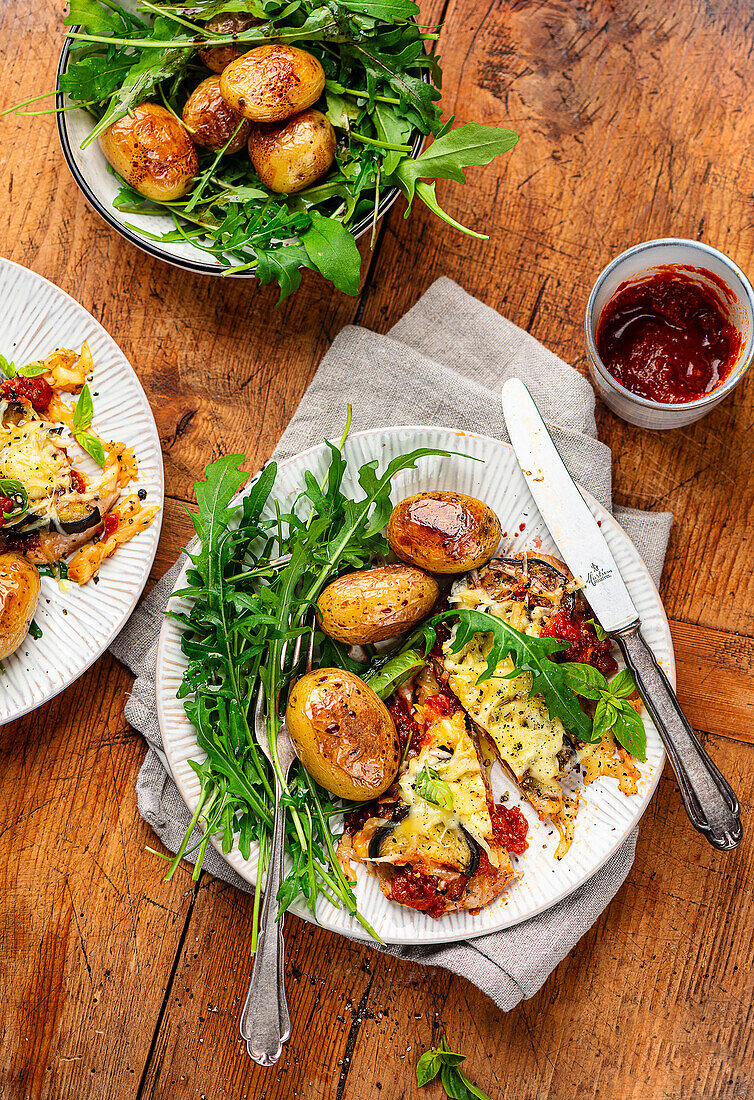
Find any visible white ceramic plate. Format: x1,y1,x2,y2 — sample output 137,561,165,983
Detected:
0,258,163,724
156,427,672,945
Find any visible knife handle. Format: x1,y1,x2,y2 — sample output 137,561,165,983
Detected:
612,623,742,852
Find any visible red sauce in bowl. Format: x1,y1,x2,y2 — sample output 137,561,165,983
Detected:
596,267,741,403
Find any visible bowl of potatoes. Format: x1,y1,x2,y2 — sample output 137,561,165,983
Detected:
55,12,426,282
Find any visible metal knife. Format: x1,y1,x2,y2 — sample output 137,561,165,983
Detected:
500,377,742,851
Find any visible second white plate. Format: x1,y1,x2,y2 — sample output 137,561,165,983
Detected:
0,258,163,724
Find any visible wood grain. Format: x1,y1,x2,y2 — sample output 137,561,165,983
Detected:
1,0,753,1098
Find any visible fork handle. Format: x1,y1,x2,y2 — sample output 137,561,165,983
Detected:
613,623,742,851
240,769,291,1065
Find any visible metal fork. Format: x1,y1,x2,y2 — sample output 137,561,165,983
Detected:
239,619,314,1065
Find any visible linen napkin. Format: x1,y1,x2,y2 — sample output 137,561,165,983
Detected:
110,277,672,1012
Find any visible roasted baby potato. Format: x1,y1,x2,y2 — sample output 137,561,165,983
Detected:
286,668,400,801
248,108,335,193
99,103,199,201
219,44,325,122
387,491,501,574
0,552,40,660
317,564,439,644
198,12,258,73
182,75,253,153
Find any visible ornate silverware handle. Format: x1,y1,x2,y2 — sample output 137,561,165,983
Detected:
240,767,291,1065
613,623,742,851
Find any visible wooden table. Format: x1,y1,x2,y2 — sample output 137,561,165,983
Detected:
2,1,752,1097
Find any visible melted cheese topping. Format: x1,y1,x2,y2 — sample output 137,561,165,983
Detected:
443,600,565,786
382,711,501,871
0,415,71,516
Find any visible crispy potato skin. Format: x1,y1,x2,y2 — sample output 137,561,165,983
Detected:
220,44,325,122
317,564,439,644
387,491,501,574
286,669,400,800
197,13,257,73
182,75,252,153
0,552,40,660
99,103,198,201
248,108,335,193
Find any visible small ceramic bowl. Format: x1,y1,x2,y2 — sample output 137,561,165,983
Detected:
585,238,754,428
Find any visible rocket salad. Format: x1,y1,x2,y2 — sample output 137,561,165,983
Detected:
56,0,518,297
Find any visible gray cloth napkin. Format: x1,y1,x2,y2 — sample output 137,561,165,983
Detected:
110,277,672,1012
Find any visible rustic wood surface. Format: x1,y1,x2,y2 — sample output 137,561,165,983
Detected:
1,0,752,1098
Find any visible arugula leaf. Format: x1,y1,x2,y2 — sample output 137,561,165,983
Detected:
424,608,593,742
395,123,519,204
254,244,312,304
80,17,194,147
415,763,454,811
302,213,362,295
411,180,487,239
374,101,413,176
341,0,419,18
365,648,426,698
188,455,248,587
0,355,15,378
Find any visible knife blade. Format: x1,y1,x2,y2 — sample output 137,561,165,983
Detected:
501,378,638,632
500,376,742,852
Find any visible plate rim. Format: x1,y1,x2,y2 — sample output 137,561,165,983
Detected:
156,424,672,944
0,255,165,724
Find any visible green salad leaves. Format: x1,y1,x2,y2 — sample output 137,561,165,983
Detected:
55,0,518,298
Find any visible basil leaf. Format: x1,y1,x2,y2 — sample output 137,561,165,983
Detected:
607,668,637,699
415,763,454,812
302,213,362,296
560,661,608,701
592,697,612,742
0,478,28,523
613,702,647,761
0,354,15,378
18,361,49,378
440,1063,469,1100
72,384,94,432
455,1069,493,1100
395,123,519,204
74,430,106,467
365,648,426,698
416,1051,443,1087
586,616,608,640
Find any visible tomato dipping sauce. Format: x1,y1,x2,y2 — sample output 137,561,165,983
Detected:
596,267,740,404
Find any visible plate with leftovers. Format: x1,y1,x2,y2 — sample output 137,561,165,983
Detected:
0,257,162,723
155,426,671,945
